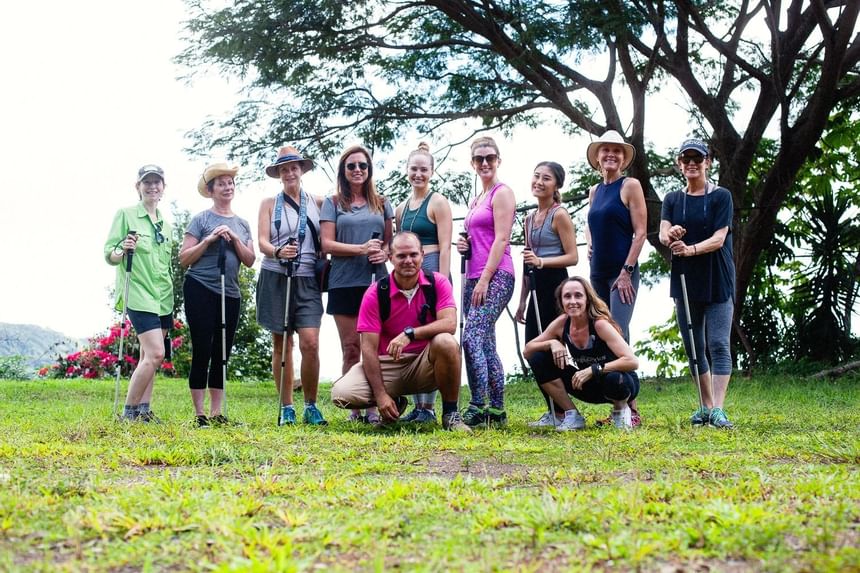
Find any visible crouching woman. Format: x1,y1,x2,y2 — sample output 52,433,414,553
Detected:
524,276,639,430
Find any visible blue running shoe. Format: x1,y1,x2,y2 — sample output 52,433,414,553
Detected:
303,404,328,426
279,405,296,426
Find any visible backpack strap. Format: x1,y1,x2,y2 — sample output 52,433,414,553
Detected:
377,271,438,324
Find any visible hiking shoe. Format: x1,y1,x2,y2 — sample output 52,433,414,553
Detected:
709,407,734,429
442,411,472,432
611,407,633,429
210,414,243,427
556,410,586,431
631,411,641,428
409,408,437,424
303,404,328,426
461,404,487,427
347,410,365,423
486,407,507,427
195,415,210,428
691,407,710,427
366,409,381,425
401,407,422,423
138,410,162,424
528,411,563,427
279,406,296,426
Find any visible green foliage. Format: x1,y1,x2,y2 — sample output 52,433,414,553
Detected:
0,375,858,571
0,356,32,380
634,311,686,377
169,202,191,319
229,266,271,381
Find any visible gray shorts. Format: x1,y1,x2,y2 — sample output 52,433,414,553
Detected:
256,269,323,334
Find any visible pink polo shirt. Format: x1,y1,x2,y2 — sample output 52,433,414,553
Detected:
357,271,456,355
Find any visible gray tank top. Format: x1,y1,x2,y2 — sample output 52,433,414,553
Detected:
527,205,565,257
260,190,320,278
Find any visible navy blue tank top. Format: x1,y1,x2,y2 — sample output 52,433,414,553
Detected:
562,317,617,369
588,177,633,280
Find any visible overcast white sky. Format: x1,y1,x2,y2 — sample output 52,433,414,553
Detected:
1,1,695,377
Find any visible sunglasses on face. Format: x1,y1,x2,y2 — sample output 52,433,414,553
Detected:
472,154,498,165
679,154,706,164
346,162,369,171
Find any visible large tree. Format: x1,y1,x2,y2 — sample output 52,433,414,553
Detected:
179,0,860,335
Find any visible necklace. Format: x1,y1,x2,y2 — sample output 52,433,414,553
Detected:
405,191,432,231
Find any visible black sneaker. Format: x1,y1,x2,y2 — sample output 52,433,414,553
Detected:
210,414,244,427
139,411,162,424
486,407,507,427
196,415,210,428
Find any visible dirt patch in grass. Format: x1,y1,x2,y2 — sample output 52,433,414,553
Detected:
419,452,526,479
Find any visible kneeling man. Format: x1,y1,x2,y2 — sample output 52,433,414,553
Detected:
332,232,470,431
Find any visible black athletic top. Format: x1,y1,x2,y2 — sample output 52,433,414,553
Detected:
562,317,617,369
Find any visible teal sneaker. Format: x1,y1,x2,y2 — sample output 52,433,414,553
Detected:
303,404,328,426
690,407,710,427
486,407,507,428
461,404,487,427
709,407,734,429
279,406,296,426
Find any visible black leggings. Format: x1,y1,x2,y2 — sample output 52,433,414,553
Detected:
528,350,639,405
525,266,568,413
184,276,240,390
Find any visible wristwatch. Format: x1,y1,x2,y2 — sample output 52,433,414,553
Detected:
403,326,415,341
622,263,635,274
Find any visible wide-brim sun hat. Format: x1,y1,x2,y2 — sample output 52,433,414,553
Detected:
198,163,239,197
265,145,315,178
586,130,636,171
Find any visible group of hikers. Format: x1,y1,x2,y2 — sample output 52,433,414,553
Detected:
104,132,736,431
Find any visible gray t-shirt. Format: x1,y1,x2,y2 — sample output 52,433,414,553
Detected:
184,211,252,298
320,196,393,289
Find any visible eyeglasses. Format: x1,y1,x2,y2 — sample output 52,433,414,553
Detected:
153,221,165,245
679,155,706,164
472,154,498,165
346,162,369,171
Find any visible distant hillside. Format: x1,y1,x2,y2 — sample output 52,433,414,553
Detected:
0,323,81,369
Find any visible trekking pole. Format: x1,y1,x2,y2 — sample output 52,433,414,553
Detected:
679,270,706,416
113,231,135,421
277,238,298,426
218,238,229,420
527,263,557,427
369,231,381,283
459,231,471,341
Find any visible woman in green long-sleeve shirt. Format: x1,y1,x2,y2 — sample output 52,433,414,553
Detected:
104,164,174,422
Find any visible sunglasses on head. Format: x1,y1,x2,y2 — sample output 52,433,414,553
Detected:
679,154,706,164
346,162,369,171
472,154,498,165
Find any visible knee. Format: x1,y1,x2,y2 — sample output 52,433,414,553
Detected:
299,336,319,357
430,333,460,363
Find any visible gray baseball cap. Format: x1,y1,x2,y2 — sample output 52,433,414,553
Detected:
137,164,165,183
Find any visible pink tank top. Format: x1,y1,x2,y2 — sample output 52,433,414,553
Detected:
464,183,515,280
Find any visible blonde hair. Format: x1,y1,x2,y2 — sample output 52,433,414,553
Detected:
407,141,435,170
336,145,384,213
470,136,500,156
555,276,623,335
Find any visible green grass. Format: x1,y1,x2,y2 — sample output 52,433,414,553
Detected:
0,374,858,572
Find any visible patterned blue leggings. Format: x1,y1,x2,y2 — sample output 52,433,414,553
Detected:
462,271,515,409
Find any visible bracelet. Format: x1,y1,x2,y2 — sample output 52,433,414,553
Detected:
274,246,282,259
537,257,544,269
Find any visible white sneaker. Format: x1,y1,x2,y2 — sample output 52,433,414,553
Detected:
528,411,563,427
611,407,633,429
556,410,586,431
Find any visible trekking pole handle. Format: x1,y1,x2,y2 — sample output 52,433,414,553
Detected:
217,237,227,274
285,237,298,277
459,231,471,273
125,231,137,272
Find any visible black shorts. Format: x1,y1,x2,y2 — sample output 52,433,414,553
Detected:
326,286,369,315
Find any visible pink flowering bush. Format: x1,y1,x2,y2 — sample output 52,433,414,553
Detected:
41,319,189,379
